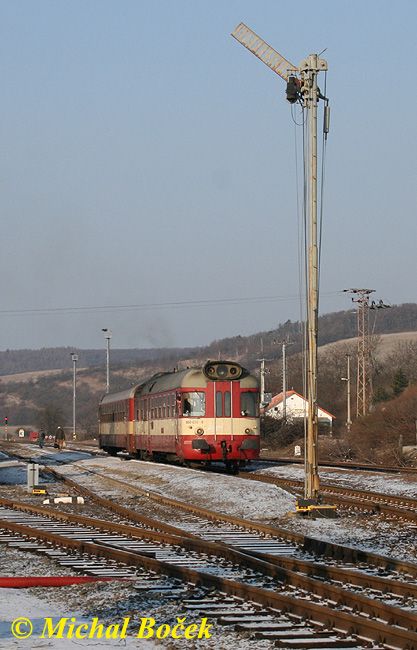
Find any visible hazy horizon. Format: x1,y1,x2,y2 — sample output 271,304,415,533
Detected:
2,1,416,351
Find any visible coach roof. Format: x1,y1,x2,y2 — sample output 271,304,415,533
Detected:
100,367,207,405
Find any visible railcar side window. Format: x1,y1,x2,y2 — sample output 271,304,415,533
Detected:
216,391,223,417
183,392,206,416
224,391,231,417
240,392,258,417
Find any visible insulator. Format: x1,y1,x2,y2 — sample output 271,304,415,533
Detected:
324,104,330,134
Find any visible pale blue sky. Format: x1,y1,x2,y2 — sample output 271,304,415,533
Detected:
1,0,416,350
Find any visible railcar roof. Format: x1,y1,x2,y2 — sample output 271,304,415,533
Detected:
100,367,202,404
141,367,206,393
100,364,257,405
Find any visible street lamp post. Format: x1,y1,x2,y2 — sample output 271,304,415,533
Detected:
341,354,352,432
70,353,78,440
102,329,112,394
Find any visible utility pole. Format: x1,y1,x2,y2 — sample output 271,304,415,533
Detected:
282,342,287,421
70,352,78,441
344,289,390,416
232,24,333,515
102,328,112,394
257,338,272,407
344,289,374,417
281,341,294,421
341,354,352,432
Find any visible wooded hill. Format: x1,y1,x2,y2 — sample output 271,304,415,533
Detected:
1,302,416,376
0,302,416,442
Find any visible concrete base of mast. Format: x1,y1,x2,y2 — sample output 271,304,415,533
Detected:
296,497,337,518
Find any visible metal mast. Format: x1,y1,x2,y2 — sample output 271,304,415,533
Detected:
344,289,373,416
281,340,293,421
231,24,330,508
344,288,390,416
301,54,327,500
282,342,287,421
102,328,112,394
70,352,78,441
257,338,272,407
341,354,352,431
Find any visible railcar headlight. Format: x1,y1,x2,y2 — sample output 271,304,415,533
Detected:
216,364,228,378
196,428,204,435
203,361,246,380
245,428,252,434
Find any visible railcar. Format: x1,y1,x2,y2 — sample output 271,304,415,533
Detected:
98,360,259,471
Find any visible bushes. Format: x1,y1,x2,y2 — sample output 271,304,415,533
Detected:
261,415,305,448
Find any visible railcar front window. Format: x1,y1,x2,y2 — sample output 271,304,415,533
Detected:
240,392,258,417
224,391,231,417
216,391,223,417
183,392,206,416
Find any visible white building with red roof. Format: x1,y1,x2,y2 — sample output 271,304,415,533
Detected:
264,390,335,431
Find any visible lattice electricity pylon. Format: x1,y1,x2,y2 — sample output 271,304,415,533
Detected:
344,288,374,416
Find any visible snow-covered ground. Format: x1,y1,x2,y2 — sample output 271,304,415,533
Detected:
55,457,296,521
0,586,159,649
0,549,266,650
0,451,416,648
52,457,417,564
251,461,417,497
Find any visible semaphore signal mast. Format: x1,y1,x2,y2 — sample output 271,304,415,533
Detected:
231,23,335,516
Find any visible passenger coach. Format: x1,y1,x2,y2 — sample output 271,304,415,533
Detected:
98,360,260,471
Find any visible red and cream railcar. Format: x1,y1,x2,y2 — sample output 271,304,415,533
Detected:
99,361,259,470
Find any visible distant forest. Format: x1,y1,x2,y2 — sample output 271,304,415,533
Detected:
0,302,416,376
0,302,416,445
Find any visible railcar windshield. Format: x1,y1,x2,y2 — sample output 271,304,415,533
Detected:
240,392,258,417
182,392,206,416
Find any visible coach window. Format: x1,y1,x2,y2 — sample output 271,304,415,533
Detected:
224,391,231,417
216,391,223,417
183,392,206,416
240,392,258,417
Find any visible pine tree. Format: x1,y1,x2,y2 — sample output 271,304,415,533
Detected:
392,368,408,396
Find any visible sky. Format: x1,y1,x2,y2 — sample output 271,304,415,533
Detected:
1,0,416,351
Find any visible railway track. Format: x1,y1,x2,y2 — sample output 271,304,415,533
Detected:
4,445,415,576
239,472,417,524
259,456,417,474
4,442,416,522
1,495,417,648
2,443,417,646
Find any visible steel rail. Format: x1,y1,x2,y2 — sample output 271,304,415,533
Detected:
3,496,417,603
1,517,417,648
259,456,417,474
49,466,417,579
240,473,417,522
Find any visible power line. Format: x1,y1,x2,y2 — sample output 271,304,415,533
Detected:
0,291,343,317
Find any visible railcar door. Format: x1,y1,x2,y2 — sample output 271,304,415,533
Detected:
214,382,234,435
146,397,152,454
174,392,182,459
